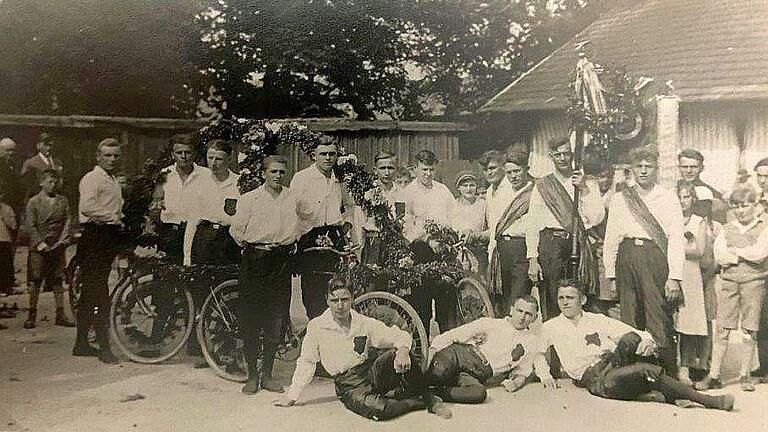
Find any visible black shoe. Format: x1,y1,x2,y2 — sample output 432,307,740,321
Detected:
426,395,452,419
241,379,260,395
260,376,284,393
98,350,120,364
55,312,75,328
72,344,99,357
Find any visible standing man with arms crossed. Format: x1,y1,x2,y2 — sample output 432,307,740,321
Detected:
603,147,685,376
274,275,451,421
230,155,298,395
290,139,354,319
526,138,605,321
74,138,124,364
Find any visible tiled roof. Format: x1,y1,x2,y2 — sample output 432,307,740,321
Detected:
480,0,768,113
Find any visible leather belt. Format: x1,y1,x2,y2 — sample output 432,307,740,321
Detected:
498,235,524,241
198,220,226,230
164,222,187,230
623,237,654,247
543,228,570,239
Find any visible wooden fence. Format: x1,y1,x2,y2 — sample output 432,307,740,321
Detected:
0,114,471,200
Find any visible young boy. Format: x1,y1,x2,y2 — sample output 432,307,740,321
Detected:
697,185,768,392
23,169,74,329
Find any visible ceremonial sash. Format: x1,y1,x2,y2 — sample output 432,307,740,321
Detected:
487,182,533,295
621,186,668,255
536,174,600,296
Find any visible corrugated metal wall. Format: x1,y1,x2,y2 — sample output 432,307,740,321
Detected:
744,105,768,173
679,105,741,192
530,112,568,177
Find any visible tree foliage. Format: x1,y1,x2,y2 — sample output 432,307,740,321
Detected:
197,0,606,120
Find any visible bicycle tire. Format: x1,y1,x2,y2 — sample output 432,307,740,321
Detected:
353,291,430,372
197,279,249,382
455,277,495,324
109,274,196,364
65,255,81,314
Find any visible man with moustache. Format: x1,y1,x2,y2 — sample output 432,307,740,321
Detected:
526,138,604,321
183,139,241,266
290,140,354,319
475,150,535,317
603,147,685,376
159,134,211,265
231,155,298,395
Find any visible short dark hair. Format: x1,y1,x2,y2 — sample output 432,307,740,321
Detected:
754,157,768,171
548,137,570,152
478,150,505,168
40,168,61,180
170,133,195,147
514,295,539,312
263,155,289,170
678,149,704,164
415,149,438,166
627,146,659,165
729,184,758,205
677,181,698,199
556,278,585,296
505,148,529,167
327,274,352,296
374,150,396,164
206,139,233,155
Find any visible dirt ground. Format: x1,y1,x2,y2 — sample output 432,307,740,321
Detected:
2,249,768,432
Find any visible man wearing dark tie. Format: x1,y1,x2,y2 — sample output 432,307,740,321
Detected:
21,132,64,200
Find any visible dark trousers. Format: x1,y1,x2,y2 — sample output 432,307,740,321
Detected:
428,343,494,404
537,229,572,321
297,227,342,319
496,236,531,317
579,332,723,409
756,289,768,376
190,222,240,266
158,222,186,266
75,224,121,351
334,350,431,421
0,241,14,292
408,280,458,334
616,239,677,375
361,231,383,267
237,246,292,377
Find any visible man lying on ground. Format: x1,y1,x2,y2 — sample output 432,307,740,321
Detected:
274,276,452,421
537,278,734,411
426,295,550,403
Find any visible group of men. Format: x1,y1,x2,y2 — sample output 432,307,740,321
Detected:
2,129,766,421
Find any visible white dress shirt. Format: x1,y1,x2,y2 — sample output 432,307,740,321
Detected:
430,317,542,376
286,309,412,401
525,172,605,259
450,198,487,233
160,163,211,225
182,171,241,265
78,166,123,224
229,185,299,247
602,185,685,280
541,312,654,381
402,180,455,241
290,164,353,236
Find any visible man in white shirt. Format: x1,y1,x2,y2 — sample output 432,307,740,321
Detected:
290,141,354,319
539,279,734,411
74,138,124,364
402,149,454,242
230,155,298,395
603,146,685,376
183,139,241,266
158,134,211,265
476,150,535,317
274,276,451,420
427,296,548,403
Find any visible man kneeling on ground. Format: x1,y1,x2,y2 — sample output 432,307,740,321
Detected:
427,296,547,403
538,278,734,411
274,276,452,421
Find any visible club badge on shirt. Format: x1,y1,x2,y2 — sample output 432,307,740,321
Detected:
585,332,602,347
224,198,238,216
353,335,368,355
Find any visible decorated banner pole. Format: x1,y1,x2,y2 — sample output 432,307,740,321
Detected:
569,126,584,279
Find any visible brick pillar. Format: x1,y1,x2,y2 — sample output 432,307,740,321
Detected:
655,95,681,188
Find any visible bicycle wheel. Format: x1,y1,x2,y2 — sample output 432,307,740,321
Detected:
455,277,495,324
353,291,430,372
197,279,248,382
110,274,195,364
